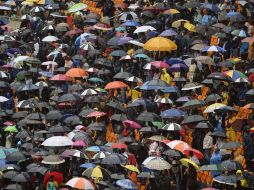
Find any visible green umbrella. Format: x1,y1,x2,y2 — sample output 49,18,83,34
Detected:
88,77,104,83
4,125,18,133
134,54,150,59
152,121,165,129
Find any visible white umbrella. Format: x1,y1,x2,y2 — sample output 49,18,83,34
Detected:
80,42,94,51
43,25,54,31
41,155,65,165
126,76,142,83
162,123,182,131
134,26,156,33
42,61,58,66
0,96,9,103
35,81,48,87
0,5,11,11
31,6,44,13
42,36,59,42
119,11,138,21
143,63,152,70
128,4,139,10
81,89,97,96
21,14,32,20
13,56,29,63
0,35,15,41
0,71,8,79
128,40,144,47
155,97,173,104
41,136,73,147
86,67,98,73
145,158,171,170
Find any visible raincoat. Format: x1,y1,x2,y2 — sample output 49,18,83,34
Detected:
160,68,171,85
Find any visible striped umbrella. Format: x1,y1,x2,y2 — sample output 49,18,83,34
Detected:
162,123,182,131
66,177,95,190
166,140,190,153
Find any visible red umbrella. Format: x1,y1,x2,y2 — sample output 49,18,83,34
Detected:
150,61,169,69
86,111,107,118
50,74,72,81
111,142,127,149
44,171,64,185
122,120,141,129
183,148,204,159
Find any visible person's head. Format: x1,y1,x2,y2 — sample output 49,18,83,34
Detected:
236,170,243,176
191,59,197,65
49,176,54,182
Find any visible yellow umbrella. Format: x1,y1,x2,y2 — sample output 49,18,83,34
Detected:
163,9,180,15
172,19,190,28
144,37,177,51
203,103,227,113
82,166,110,178
124,165,140,173
25,0,45,5
184,23,196,32
180,158,200,171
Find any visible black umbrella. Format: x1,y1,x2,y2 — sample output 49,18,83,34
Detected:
200,164,225,171
17,84,39,92
12,172,30,182
15,130,30,139
58,93,80,102
113,72,133,80
182,99,206,110
1,164,20,171
221,160,243,171
111,114,128,121
195,122,212,129
207,72,233,82
210,131,228,138
79,108,94,117
85,96,101,103
119,136,135,143
6,151,26,162
205,94,222,103
3,170,19,179
101,153,127,165
110,173,126,180
139,126,158,133
5,184,23,190
12,111,28,119
106,101,125,112
246,89,254,96
64,115,81,126
107,36,121,46
220,142,241,149
201,79,214,85
137,172,155,178
182,1,199,8
181,115,207,125
26,112,45,120
0,81,10,88
162,149,182,157
48,125,71,133
45,110,63,120
21,143,33,151
137,112,161,122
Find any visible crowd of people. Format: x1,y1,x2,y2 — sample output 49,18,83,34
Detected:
1,0,254,189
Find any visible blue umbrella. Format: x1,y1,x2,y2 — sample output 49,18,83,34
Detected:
107,36,121,46
140,79,169,90
226,12,246,22
202,3,220,12
85,146,101,152
116,179,138,190
161,86,178,93
121,20,140,27
160,108,185,119
88,77,104,83
118,37,133,45
79,163,96,168
166,58,185,65
0,17,9,25
39,71,53,78
201,45,225,52
159,29,177,37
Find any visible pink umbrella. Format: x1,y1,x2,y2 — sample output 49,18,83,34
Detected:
122,120,141,129
72,140,86,147
4,121,14,126
75,125,85,130
149,61,169,69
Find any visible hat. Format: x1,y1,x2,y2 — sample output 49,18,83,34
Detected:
236,170,242,175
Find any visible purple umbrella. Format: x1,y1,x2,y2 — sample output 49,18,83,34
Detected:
118,37,133,45
168,63,188,72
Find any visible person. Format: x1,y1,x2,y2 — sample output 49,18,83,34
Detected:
203,129,213,162
46,176,58,190
236,170,247,188
188,59,197,82
160,68,171,85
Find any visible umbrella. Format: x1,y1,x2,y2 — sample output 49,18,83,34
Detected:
50,74,72,81
140,79,169,90
81,89,98,96
5,184,23,190
202,45,225,52
144,37,177,51
58,93,80,102
82,166,110,179
134,26,156,33
205,94,222,103
182,1,199,8
42,136,73,147
11,111,27,119
162,123,182,131
150,61,169,69
137,112,161,122
202,3,220,12
182,115,207,125
221,160,243,171
145,158,171,170
116,179,138,190
114,72,133,80
111,142,128,149
195,122,212,129
124,165,140,173
17,84,39,92
66,68,88,78
44,171,64,186
184,22,196,32
101,153,126,165
106,101,125,112
86,111,107,118
122,120,141,129
122,20,140,27
48,126,71,133
163,149,182,157
12,172,30,182
46,110,63,120
184,148,204,159
42,155,65,165
200,164,225,171
155,97,172,104
110,50,127,57
160,108,185,119
69,3,87,12
66,177,94,190
3,170,19,179
182,99,206,110
159,29,178,37
4,126,18,133
204,103,227,113
210,131,227,138
224,70,248,81
180,158,200,171
6,151,25,162
220,142,241,149
207,72,234,82
104,81,128,90
181,82,203,91
213,175,240,185
111,114,127,121
226,12,246,22
166,140,190,152
42,36,59,42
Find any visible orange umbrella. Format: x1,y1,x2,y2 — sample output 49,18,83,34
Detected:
50,74,72,81
163,9,180,15
104,81,128,90
66,68,88,78
242,103,254,109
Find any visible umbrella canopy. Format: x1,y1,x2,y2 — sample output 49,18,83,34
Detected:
145,158,171,170
101,153,127,165
69,3,87,13
162,123,182,131
66,177,94,190
116,179,138,190
104,81,128,90
42,136,73,147
66,68,88,78
144,37,177,51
